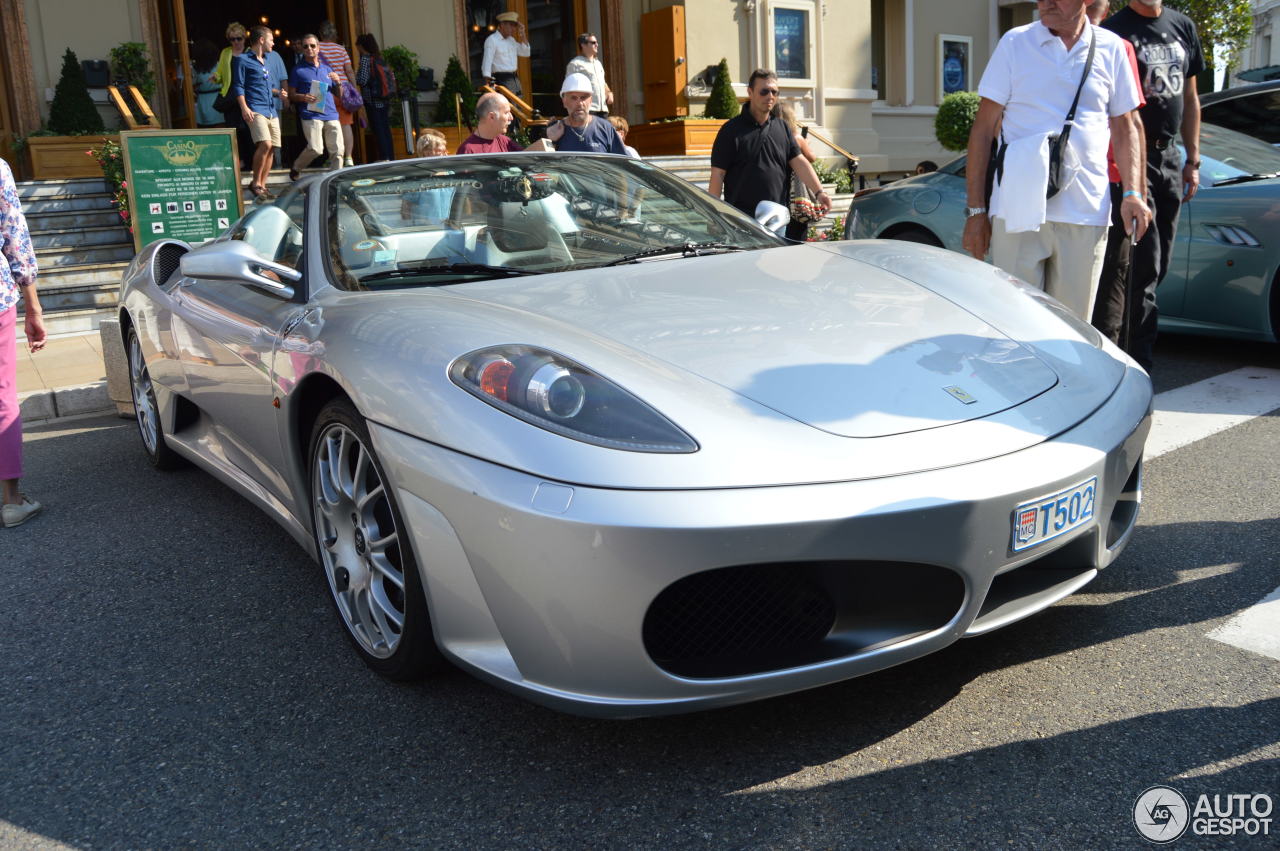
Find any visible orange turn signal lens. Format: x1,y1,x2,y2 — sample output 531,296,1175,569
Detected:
479,358,515,402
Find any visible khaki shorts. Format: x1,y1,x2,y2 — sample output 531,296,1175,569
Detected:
248,113,281,146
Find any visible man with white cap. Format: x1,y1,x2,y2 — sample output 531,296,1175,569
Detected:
482,11,530,97
546,73,626,154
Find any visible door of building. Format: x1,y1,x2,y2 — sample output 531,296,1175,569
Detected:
158,0,364,157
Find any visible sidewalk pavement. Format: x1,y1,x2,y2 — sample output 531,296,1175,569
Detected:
16,331,117,422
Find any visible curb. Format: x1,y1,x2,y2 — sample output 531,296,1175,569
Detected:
19,380,116,423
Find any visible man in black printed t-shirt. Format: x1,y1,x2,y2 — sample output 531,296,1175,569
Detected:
1099,0,1203,371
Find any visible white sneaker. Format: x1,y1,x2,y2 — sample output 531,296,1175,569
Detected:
2,495,42,528
343,157,355,167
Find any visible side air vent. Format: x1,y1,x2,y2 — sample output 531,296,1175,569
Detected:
1204,224,1261,247
152,241,190,288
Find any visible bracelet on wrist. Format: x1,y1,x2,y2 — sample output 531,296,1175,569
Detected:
1122,190,1141,199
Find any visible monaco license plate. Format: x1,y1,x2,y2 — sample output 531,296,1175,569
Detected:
1011,477,1097,552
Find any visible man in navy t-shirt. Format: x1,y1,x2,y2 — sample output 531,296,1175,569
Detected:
546,73,626,155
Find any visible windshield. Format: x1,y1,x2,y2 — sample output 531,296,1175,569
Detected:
1199,122,1280,184
1201,87,1280,144
325,154,782,290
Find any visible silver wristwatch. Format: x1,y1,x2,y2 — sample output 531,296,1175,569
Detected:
965,206,987,218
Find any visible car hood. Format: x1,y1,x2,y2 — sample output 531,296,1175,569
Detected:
441,245,1058,438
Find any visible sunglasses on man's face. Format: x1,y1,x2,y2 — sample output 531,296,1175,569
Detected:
755,87,780,97
230,36,244,41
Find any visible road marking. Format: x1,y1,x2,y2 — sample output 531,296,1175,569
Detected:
1145,367,1280,460
1206,586,1280,662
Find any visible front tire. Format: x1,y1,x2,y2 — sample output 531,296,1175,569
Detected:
308,398,442,680
126,327,184,470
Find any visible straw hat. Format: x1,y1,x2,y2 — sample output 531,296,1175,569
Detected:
495,12,520,24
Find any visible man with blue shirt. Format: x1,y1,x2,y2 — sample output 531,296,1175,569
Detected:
545,73,626,154
287,34,343,179
231,26,280,199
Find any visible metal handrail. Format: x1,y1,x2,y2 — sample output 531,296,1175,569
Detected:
106,85,157,130
803,126,859,168
478,83,543,125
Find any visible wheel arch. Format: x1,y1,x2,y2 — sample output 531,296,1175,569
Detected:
879,221,945,247
290,372,355,468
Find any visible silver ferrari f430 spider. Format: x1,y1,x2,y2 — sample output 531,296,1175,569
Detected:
118,153,1151,717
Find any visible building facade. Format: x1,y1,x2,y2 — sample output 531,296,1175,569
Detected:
0,0,1037,176
1234,0,1280,81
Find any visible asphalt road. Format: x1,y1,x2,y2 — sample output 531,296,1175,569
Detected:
2,334,1277,849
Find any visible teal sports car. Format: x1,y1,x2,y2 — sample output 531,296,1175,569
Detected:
844,123,1280,342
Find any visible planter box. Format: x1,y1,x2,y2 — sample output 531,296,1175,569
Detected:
627,120,727,157
28,134,119,179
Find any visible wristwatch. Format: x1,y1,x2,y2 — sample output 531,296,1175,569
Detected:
965,206,987,218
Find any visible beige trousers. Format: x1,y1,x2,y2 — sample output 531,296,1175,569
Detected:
293,119,344,171
991,217,1108,321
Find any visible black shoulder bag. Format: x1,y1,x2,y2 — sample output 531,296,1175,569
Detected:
988,27,1097,204
1046,27,1096,199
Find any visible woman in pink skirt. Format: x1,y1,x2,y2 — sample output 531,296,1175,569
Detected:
0,157,45,528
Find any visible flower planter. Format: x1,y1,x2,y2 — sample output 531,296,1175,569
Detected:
28,134,119,179
626,119,727,157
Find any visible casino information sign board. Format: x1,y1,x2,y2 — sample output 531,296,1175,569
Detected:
120,129,243,253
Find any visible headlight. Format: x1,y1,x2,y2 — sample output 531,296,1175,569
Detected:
450,346,698,453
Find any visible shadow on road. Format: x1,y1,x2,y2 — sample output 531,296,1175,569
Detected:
2,416,1274,847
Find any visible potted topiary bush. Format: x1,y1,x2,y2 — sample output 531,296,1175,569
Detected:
28,47,116,179
432,55,476,151
629,57,735,157
935,90,980,152
702,58,739,119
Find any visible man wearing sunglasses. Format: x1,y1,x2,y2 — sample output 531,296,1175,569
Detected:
566,33,612,118
708,69,830,230
287,35,344,178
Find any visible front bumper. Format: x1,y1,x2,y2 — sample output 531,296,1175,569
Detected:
370,365,1152,718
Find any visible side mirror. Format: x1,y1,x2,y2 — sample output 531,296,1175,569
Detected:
754,200,790,237
179,239,301,300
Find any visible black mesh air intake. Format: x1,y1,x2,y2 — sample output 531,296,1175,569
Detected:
152,243,189,287
644,564,837,678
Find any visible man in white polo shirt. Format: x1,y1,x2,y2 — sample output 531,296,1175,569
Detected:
963,0,1151,322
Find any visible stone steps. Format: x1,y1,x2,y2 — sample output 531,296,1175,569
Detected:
32,224,131,249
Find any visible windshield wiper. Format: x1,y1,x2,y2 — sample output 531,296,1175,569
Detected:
358,262,540,284
604,241,748,266
1211,171,1280,187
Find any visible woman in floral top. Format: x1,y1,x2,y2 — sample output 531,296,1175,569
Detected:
0,157,45,527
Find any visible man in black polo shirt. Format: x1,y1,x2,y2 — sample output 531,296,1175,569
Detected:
708,69,830,232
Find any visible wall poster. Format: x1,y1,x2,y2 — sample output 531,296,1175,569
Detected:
773,7,810,80
938,34,973,102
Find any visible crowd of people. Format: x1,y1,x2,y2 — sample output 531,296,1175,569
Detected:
189,18,400,195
